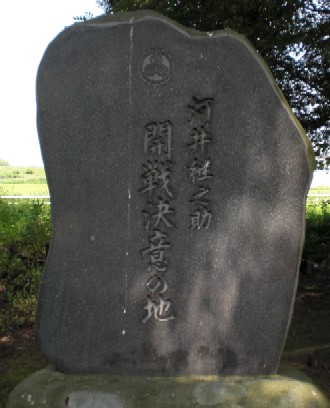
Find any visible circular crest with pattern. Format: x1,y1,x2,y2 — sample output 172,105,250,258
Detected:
139,48,172,85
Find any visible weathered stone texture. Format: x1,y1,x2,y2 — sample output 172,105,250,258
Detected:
36,11,314,375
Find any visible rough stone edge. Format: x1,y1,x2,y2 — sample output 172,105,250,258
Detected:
7,365,330,408
36,8,315,379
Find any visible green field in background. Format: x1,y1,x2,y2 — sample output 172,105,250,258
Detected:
0,166,48,196
0,184,49,196
0,166,46,181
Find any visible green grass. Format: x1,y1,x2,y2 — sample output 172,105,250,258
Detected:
309,185,330,191
0,184,49,196
308,186,330,195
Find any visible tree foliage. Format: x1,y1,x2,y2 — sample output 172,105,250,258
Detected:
97,0,329,169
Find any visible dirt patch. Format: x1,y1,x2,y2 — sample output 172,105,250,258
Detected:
282,270,330,397
0,326,47,407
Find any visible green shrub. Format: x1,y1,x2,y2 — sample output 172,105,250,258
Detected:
0,199,50,334
304,200,330,262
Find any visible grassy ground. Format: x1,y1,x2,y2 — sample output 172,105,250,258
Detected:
0,184,49,195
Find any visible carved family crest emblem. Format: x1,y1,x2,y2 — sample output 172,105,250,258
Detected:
139,48,172,85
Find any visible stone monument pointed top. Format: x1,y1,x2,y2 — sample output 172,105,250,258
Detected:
36,10,314,376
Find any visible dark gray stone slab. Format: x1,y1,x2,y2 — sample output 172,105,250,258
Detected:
36,10,314,376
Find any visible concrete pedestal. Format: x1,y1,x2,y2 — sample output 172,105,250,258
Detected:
6,365,329,408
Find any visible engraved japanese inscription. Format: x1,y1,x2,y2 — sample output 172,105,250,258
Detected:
139,121,175,323
187,97,214,230
138,97,215,322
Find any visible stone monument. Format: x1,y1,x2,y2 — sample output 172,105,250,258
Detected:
7,10,329,408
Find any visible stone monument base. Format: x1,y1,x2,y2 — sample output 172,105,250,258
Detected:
6,365,329,408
